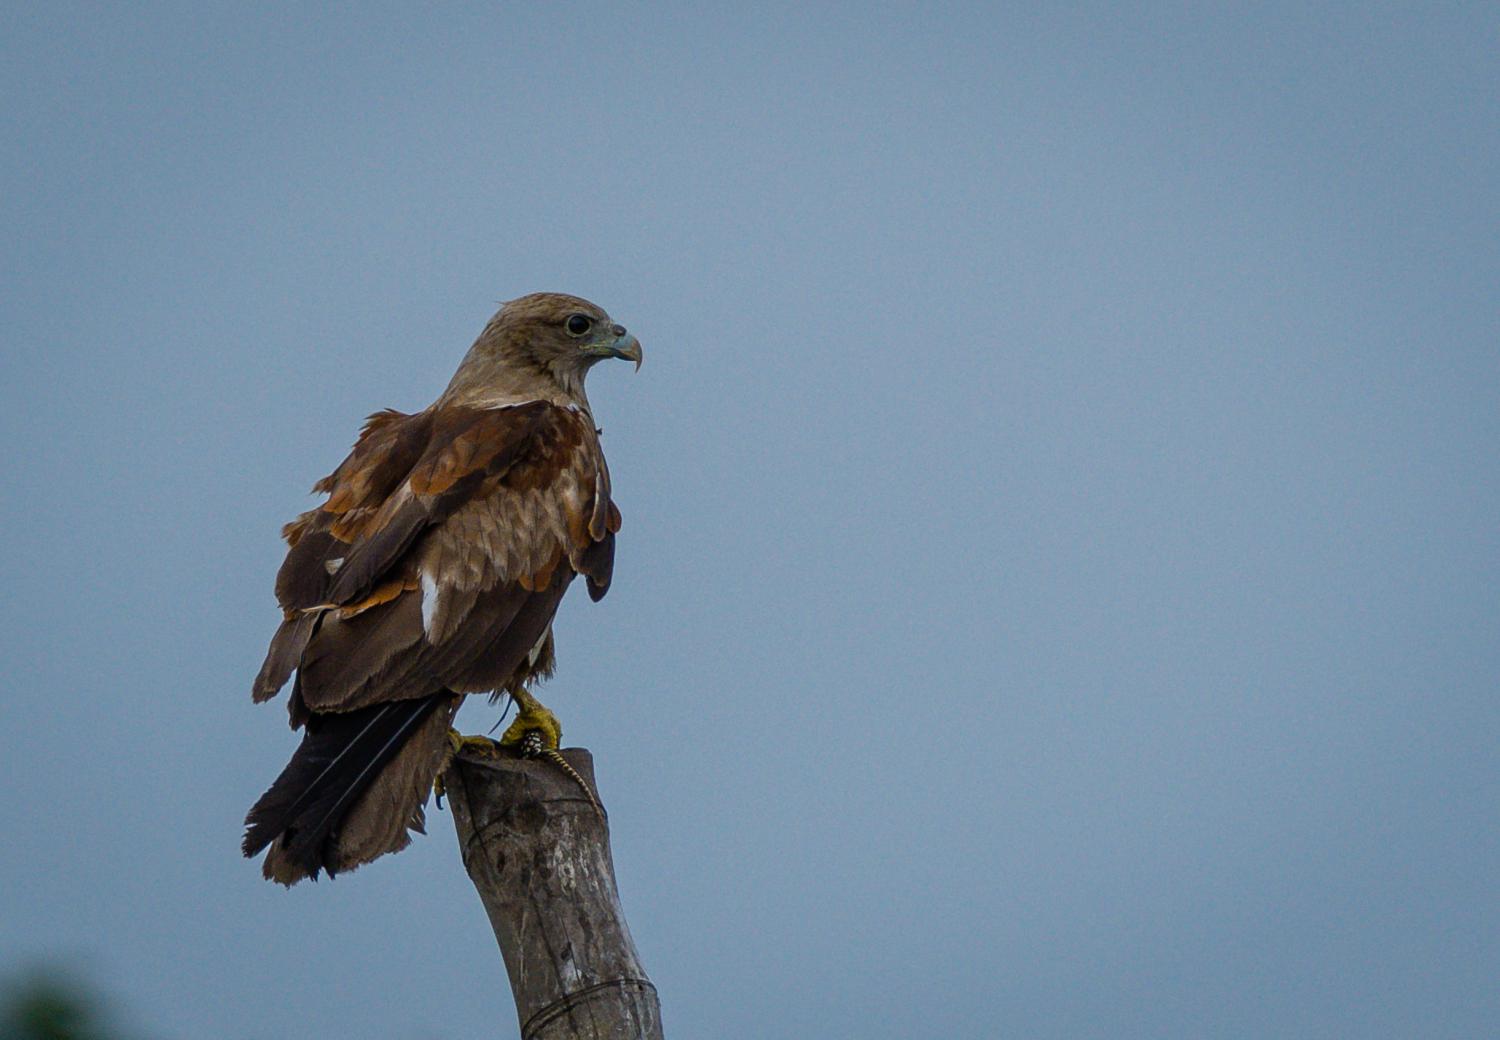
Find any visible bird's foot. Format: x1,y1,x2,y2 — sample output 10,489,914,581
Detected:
497,694,601,815
447,705,602,816
446,729,503,757
435,730,503,807
498,705,563,756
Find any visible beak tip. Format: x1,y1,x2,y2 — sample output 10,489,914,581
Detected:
618,335,643,371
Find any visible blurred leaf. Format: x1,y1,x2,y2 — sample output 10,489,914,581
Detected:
1,970,129,1040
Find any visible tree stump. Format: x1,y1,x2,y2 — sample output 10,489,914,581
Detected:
443,748,663,1040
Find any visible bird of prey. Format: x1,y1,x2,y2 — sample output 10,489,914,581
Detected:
243,293,641,885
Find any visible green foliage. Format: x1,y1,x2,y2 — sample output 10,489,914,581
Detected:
0,972,128,1040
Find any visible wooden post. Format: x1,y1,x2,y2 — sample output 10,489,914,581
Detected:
443,748,663,1040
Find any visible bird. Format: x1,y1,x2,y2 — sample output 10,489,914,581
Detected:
242,292,641,885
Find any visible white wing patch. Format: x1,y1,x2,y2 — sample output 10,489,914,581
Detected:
420,570,440,637
527,627,551,667
475,396,548,412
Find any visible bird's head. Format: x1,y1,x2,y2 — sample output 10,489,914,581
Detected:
444,292,642,408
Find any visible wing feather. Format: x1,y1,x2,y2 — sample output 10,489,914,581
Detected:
274,409,435,612
324,402,554,606
254,400,621,720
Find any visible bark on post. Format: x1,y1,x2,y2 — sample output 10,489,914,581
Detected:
443,748,663,1040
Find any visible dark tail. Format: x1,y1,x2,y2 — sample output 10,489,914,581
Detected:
242,693,448,882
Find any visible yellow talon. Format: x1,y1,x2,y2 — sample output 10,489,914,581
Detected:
498,689,562,752
437,730,503,807
446,729,502,757
499,708,562,751
443,701,601,817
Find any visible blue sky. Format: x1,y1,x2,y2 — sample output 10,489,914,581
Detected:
2,4,1496,1038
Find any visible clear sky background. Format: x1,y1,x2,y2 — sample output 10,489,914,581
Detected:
2,4,1496,1038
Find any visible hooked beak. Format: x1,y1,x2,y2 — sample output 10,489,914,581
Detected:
607,333,643,372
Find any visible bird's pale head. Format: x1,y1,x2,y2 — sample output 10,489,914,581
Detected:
443,292,642,408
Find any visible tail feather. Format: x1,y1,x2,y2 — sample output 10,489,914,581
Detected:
242,693,450,883
251,612,319,703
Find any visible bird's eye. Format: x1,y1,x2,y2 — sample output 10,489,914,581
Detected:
565,314,593,336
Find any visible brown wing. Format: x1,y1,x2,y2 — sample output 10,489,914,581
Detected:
253,401,552,701
252,406,431,700
253,400,617,710
272,401,554,614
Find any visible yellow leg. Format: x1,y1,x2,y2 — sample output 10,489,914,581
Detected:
498,691,601,815
438,697,601,816
436,729,502,806
446,729,502,757
498,688,563,753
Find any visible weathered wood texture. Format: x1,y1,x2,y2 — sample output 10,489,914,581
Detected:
444,748,663,1040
